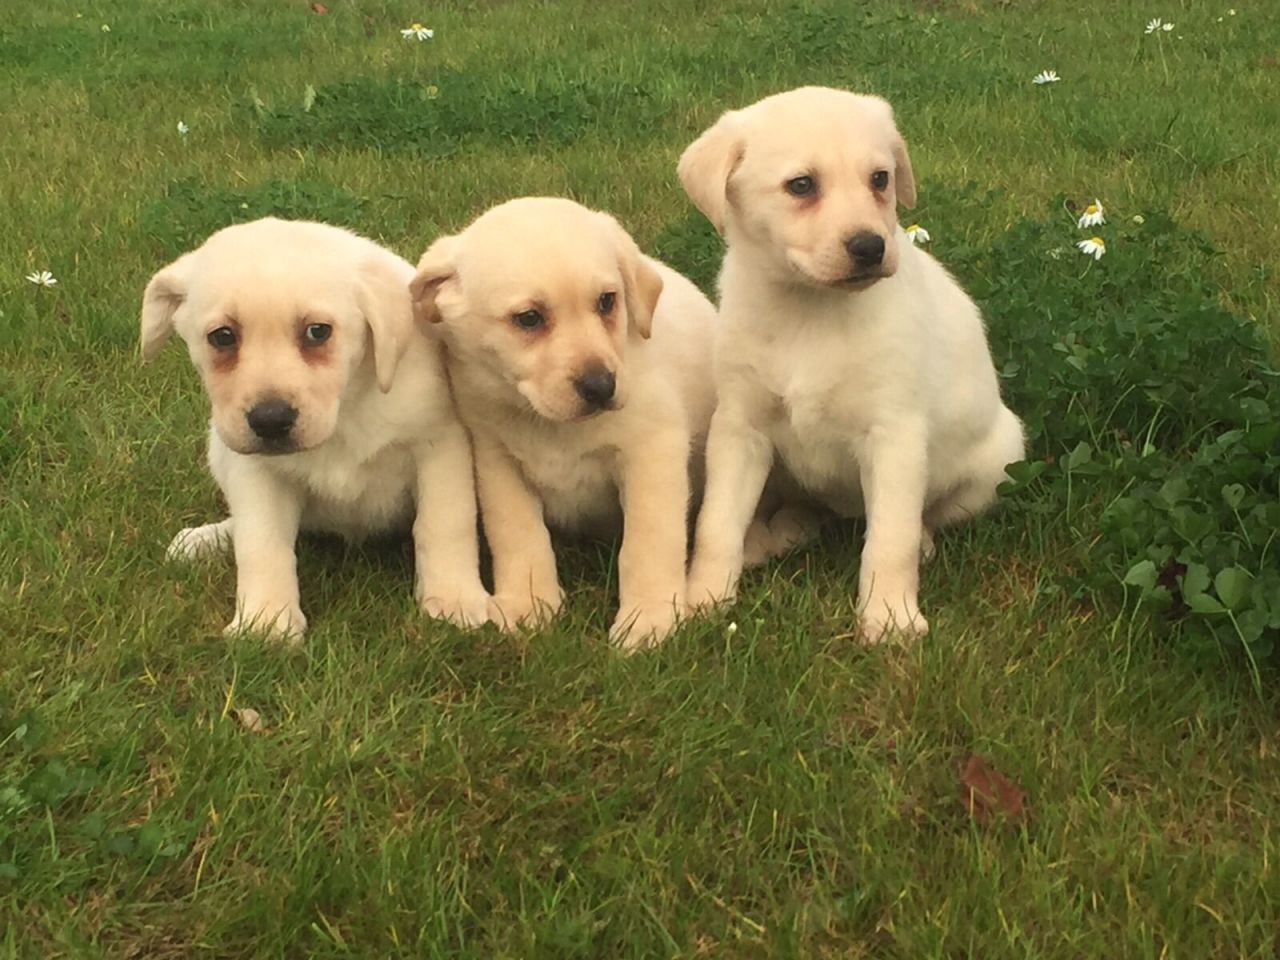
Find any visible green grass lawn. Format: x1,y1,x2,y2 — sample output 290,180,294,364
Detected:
3,0,1280,956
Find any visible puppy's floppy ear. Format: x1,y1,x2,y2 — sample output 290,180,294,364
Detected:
600,214,663,340
409,235,461,327
140,252,195,362
868,96,917,210
677,110,745,234
891,134,917,210
356,253,416,393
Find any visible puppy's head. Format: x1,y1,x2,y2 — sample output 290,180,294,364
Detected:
410,197,663,423
678,86,917,290
140,218,411,455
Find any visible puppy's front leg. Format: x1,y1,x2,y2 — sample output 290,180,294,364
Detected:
611,429,692,651
857,422,929,642
473,433,563,630
222,463,307,642
412,421,490,628
686,398,774,609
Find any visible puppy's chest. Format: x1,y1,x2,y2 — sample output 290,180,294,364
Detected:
504,431,619,535
755,339,881,511
758,340,879,439
292,442,416,536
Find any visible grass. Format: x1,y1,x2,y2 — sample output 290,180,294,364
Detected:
3,0,1280,956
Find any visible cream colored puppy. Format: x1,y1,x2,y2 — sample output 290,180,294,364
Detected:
141,217,489,640
680,87,1025,641
409,198,718,649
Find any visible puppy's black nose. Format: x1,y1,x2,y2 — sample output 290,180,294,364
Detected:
573,367,616,409
246,399,298,440
846,231,886,268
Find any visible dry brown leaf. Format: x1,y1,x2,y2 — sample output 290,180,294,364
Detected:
959,753,1028,825
310,2,329,14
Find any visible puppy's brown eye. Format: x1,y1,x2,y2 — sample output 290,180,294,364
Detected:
207,326,237,349
513,309,545,331
871,170,890,191
597,292,616,315
303,323,332,345
785,175,817,197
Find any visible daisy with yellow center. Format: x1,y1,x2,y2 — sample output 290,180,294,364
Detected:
905,224,931,245
1077,237,1106,260
401,23,434,40
1077,199,1105,229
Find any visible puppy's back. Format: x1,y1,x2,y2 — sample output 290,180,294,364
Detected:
645,258,720,440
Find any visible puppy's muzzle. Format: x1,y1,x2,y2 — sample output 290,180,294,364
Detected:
845,231,885,269
246,397,298,443
573,366,616,413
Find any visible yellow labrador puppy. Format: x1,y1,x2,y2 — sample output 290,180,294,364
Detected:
679,87,1025,641
141,217,489,641
409,198,718,649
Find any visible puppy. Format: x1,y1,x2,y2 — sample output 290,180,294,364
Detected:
679,87,1025,641
141,217,489,640
409,198,718,649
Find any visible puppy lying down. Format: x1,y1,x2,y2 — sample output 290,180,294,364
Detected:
140,217,489,640
410,198,719,649
678,87,1025,640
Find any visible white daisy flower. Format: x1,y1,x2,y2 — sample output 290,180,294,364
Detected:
905,224,931,245
1163,22,1175,31
26,270,58,287
400,23,434,41
177,120,190,136
1145,17,1163,32
1077,237,1106,260
1228,8,1236,14
1032,70,1061,85
1132,214,1145,224
1077,199,1106,229
100,23,110,32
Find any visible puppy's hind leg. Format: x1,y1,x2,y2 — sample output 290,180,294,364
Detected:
765,503,823,554
742,503,824,567
925,406,1025,531
742,517,776,568
167,518,234,561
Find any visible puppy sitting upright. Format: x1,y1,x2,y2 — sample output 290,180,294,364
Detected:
679,87,1025,641
410,198,718,649
141,217,489,640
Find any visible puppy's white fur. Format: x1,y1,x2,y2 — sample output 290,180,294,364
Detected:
141,217,489,640
680,87,1024,641
411,198,718,649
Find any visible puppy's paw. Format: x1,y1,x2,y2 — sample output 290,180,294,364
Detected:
919,529,936,564
487,587,564,633
609,601,681,654
743,507,822,568
418,581,491,629
685,557,741,613
742,519,775,568
769,504,822,554
857,594,928,645
167,521,232,562
225,604,307,646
